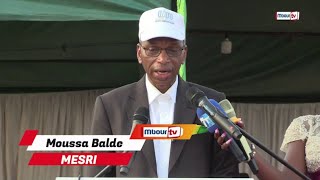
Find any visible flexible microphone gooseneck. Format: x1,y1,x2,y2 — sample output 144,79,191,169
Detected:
94,107,149,177
119,107,149,176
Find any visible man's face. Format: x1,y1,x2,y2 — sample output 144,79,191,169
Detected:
137,37,187,93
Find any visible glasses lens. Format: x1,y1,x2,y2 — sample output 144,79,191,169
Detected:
146,47,161,57
141,44,183,57
166,48,182,57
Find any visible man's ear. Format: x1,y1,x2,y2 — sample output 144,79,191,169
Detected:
181,46,188,64
136,44,142,64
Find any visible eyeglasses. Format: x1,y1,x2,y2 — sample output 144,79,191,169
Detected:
139,44,185,57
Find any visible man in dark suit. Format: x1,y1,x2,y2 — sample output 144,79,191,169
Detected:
85,7,239,178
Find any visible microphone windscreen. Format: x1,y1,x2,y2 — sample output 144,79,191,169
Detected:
208,99,228,117
219,99,236,118
196,99,228,116
219,99,240,124
196,107,219,133
186,87,205,106
133,107,149,124
196,99,227,133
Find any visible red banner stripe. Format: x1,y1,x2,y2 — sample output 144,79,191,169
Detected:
130,124,144,139
28,152,133,166
19,130,38,146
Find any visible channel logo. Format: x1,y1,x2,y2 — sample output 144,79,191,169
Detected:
143,126,183,138
276,11,300,21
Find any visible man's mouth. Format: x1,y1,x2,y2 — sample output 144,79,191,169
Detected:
157,70,170,73
154,70,172,79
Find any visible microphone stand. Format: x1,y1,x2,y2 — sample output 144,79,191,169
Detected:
239,128,310,180
94,165,113,178
119,151,137,176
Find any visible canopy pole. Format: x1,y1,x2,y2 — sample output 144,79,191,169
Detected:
177,0,187,81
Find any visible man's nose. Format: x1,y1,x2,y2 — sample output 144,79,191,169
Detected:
157,49,170,63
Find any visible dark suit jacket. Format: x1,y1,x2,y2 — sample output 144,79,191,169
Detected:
84,76,239,178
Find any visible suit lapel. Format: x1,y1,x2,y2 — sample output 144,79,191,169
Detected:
126,76,157,176
169,78,197,173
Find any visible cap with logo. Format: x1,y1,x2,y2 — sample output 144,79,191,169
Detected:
138,7,185,41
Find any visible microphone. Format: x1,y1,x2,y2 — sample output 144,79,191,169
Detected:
219,99,241,124
94,107,149,177
196,102,247,162
196,98,258,173
186,87,242,140
219,99,259,174
119,106,149,176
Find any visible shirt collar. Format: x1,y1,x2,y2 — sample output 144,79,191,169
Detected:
145,74,178,104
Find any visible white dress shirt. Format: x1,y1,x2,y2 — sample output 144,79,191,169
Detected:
145,75,178,178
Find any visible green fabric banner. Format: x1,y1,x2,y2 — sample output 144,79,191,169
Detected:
177,0,187,80
0,0,171,21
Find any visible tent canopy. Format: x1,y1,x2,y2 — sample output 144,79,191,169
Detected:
0,0,170,21
1,0,320,102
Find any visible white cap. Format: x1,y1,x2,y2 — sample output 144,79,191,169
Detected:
138,7,185,41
